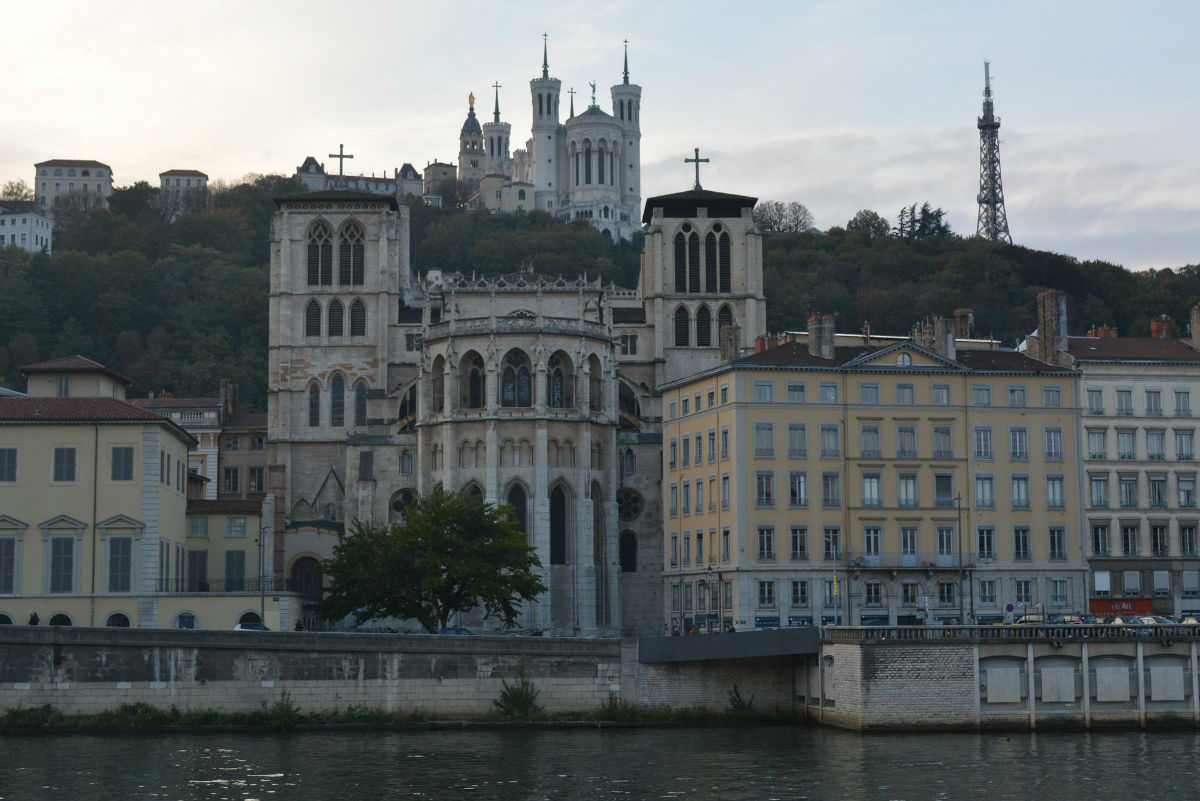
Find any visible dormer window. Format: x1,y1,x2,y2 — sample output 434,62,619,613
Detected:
896,353,912,366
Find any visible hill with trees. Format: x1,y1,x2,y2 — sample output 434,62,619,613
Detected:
0,182,1195,408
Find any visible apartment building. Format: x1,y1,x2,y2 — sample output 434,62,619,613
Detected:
0,204,52,253
660,315,1085,632
34,159,113,217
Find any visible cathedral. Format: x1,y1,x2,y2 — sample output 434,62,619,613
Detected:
459,38,643,242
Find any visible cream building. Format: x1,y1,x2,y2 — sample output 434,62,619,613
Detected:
0,204,52,254
267,180,765,635
158,169,208,221
34,159,113,218
1026,291,1200,618
0,359,296,629
659,318,1086,632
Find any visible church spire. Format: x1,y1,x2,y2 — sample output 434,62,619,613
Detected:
568,87,575,117
492,81,501,123
623,39,629,84
542,33,549,79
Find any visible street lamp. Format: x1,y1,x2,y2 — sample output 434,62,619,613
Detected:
257,524,270,626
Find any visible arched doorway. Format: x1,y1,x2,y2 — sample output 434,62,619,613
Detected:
290,556,324,604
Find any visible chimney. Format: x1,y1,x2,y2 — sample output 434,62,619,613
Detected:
1035,289,1068,365
720,324,742,361
1191,305,1200,351
807,313,822,357
1087,324,1118,339
1150,314,1174,339
754,334,777,354
954,308,974,339
933,317,956,360
819,314,836,359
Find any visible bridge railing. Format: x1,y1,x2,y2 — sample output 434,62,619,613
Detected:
823,624,1200,643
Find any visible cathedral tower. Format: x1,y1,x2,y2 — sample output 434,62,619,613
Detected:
458,94,485,197
610,41,642,222
481,83,512,176
529,34,561,212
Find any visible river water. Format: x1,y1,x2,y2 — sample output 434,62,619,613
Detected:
3,726,1199,800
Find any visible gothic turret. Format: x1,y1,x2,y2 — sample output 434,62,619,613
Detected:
458,93,485,196
530,34,562,211
610,40,642,226
481,82,512,176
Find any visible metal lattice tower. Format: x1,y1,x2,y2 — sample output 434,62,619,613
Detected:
976,61,1012,243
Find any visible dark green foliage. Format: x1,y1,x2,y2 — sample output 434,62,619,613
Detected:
727,684,755,714
316,487,547,632
493,676,544,719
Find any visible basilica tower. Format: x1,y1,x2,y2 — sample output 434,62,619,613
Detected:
610,42,642,225
481,83,512,176
529,34,561,213
458,94,485,197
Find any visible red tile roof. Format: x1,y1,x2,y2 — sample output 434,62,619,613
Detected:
955,349,1072,374
0,397,195,444
20,355,133,385
35,159,111,169
159,169,208,178
187,499,263,515
224,412,267,429
1066,336,1200,362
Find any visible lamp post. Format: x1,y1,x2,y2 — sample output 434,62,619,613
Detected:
257,524,269,626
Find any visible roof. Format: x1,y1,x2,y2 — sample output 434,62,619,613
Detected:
0,397,195,445
611,307,646,325
575,105,616,121
274,190,399,210
0,201,41,215
734,341,1069,374
20,355,133,386
399,163,420,179
35,159,111,169
1066,336,1200,363
460,108,482,136
642,189,758,224
298,156,324,173
159,169,208,178
0,387,25,397
224,412,267,429
133,396,220,409
954,349,1072,374
187,498,263,515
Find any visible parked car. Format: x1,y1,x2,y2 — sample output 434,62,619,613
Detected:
438,626,474,636
233,622,269,631
1137,615,1178,626
1108,615,1152,634
1179,616,1199,625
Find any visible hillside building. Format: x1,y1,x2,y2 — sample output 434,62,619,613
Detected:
34,159,113,218
0,205,52,254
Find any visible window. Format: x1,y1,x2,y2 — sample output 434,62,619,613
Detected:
821,473,841,508
339,222,365,285
787,424,806,458
820,383,838,403
1177,430,1194,459
1146,390,1163,416
758,580,776,609
1182,526,1198,557
977,526,995,560
973,427,993,459
864,525,881,556
111,447,134,481
790,526,808,560
1046,475,1065,508
619,334,638,355
1149,475,1167,507
1013,526,1031,561
1116,389,1133,415
1094,570,1111,597
681,437,690,467
1088,430,1106,459
56,376,70,397
787,382,806,403
1152,525,1169,557
721,475,729,508
932,384,950,405
0,537,15,594
49,537,74,593
1122,570,1140,596
1152,570,1170,598
972,385,991,406
753,381,773,403
330,375,345,426
108,536,132,593
669,439,677,470
938,581,956,606
1043,386,1061,407
1121,524,1139,556
791,580,809,607
901,525,918,557
1092,524,1110,556
669,484,678,516
754,423,774,457
1008,386,1026,407
1015,579,1032,606
1009,427,1028,460
932,426,952,458
1176,390,1191,416
0,448,15,482
682,534,691,566
249,467,265,493
500,351,532,408
53,447,76,482
902,582,919,607
707,390,715,409
1118,430,1136,459
896,425,916,458
1087,388,1104,414
671,582,680,609
722,528,731,561
862,473,881,507
225,517,247,538
720,427,729,459
755,472,775,506
757,526,776,560
897,474,918,507
979,579,997,605
1011,475,1030,508
681,483,691,515
1180,475,1196,507
864,422,883,453
670,533,678,565
822,527,841,560
788,471,808,507
864,582,883,607
936,525,955,559
1147,430,1165,460
820,424,840,457
896,383,915,405
708,431,716,462
328,300,344,336
681,398,689,416
695,527,705,564
1044,428,1063,460
975,475,994,508
225,550,246,592
305,300,321,337
1089,475,1108,507
224,436,240,452
308,384,320,427
188,517,208,538
668,400,677,420
1051,579,1068,607
695,479,704,512
935,474,954,507
720,385,728,404
859,382,879,404
222,468,239,494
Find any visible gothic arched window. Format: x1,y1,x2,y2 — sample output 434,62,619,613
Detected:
308,383,320,427
328,300,344,337
584,144,592,184
507,484,527,534
718,305,734,333
688,232,700,293
307,222,332,286
354,381,367,427
674,232,686,292
705,232,718,292
461,352,485,409
350,300,366,336
501,351,532,408
597,145,606,184
431,355,445,414
588,354,603,413
339,221,365,286
674,306,690,347
619,531,638,572
550,485,568,565
547,352,573,409
305,300,321,337
330,374,345,427
719,232,731,292
696,305,712,347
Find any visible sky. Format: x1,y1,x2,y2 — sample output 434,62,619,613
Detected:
2,0,1198,270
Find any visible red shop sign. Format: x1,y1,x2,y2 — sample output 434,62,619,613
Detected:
1089,598,1153,615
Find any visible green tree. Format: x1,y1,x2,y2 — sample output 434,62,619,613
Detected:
317,487,546,632
846,209,891,241
1,179,33,202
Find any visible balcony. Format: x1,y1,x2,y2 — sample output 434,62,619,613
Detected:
847,552,976,570
157,577,301,594
933,449,955,459
860,449,882,458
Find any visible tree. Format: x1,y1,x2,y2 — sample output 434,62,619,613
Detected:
1,180,33,202
108,181,159,220
317,487,546,632
753,200,815,233
846,209,891,242
895,202,952,240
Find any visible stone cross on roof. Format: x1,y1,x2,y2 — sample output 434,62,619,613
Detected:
685,148,709,191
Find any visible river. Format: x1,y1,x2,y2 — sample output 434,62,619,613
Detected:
3,726,1199,800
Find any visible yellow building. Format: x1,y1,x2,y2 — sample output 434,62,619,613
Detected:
0,358,299,630
659,317,1085,631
